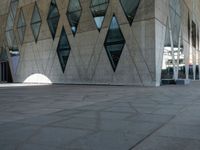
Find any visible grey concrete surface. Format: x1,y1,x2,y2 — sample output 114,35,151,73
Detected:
1,82,200,150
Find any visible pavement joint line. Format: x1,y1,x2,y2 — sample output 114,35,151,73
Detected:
128,115,176,150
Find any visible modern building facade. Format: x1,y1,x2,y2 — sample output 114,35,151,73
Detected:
0,0,199,86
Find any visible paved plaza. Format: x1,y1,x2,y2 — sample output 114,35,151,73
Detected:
1,82,200,150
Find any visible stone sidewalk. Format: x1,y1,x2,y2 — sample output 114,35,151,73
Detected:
0,82,200,150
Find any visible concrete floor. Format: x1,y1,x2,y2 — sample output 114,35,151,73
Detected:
0,82,200,150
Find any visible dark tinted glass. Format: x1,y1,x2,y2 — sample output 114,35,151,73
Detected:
119,0,140,25
192,21,196,48
104,15,125,71
67,0,82,36
47,0,60,39
57,27,71,72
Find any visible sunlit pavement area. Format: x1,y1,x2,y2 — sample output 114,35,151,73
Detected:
1,82,200,150
0,83,50,88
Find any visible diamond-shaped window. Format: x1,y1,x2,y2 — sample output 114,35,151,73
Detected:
66,0,82,36
5,0,20,75
17,8,26,44
104,15,125,71
47,0,60,40
57,27,71,72
90,0,109,31
5,0,19,48
31,2,42,42
120,0,140,25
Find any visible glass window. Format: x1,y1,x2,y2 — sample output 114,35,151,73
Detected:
192,21,196,48
197,27,199,50
57,27,71,72
196,65,199,80
5,0,19,48
119,0,140,25
17,8,26,44
47,0,60,39
90,0,109,31
189,65,194,79
104,15,125,71
66,0,82,36
31,3,42,42
188,13,190,43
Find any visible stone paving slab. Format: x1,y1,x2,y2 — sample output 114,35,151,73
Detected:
0,82,200,149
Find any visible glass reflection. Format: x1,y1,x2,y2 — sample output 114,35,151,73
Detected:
5,0,19,48
17,9,26,44
57,27,71,72
119,0,140,25
66,0,82,36
192,21,196,48
90,0,109,31
47,0,60,40
189,65,194,79
104,15,125,71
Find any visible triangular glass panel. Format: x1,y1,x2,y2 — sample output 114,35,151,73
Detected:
161,18,174,79
104,15,125,72
66,0,82,36
47,0,60,40
90,0,109,31
119,0,140,25
31,3,42,42
57,27,71,72
17,9,26,44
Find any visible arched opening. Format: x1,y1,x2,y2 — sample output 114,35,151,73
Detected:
23,73,52,84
